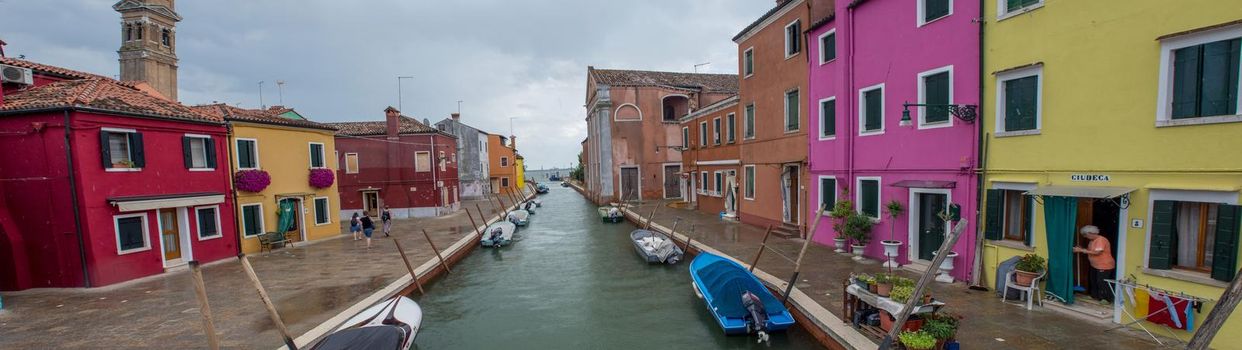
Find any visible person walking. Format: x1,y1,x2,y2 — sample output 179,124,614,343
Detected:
1073,225,1115,304
360,214,376,248
381,208,393,237
350,212,362,241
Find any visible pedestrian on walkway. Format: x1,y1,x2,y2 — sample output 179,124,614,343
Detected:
360,214,376,248
1073,225,1115,303
350,212,362,241
381,208,393,237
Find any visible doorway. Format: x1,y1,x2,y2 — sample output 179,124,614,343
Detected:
278,198,306,242
620,166,639,202
663,164,682,199
1073,198,1120,302
724,170,738,217
362,191,380,217
159,208,181,262
782,165,800,224
913,192,949,261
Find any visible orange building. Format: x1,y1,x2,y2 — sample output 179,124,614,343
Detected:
680,96,742,219
487,133,517,194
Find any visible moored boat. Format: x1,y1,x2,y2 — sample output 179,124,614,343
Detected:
480,221,516,247
311,296,422,350
598,206,623,223
535,183,549,194
689,252,794,339
522,200,538,214
630,229,684,264
507,209,530,226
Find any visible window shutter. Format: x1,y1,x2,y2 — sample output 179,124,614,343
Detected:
182,136,193,168
1212,204,1240,282
205,138,217,169
1005,76,1037,131
129,132,145,168
984,189,1003,240
865,90,882,130
100,131,113,169
861,181,879,217
823,100,836,136
1171,46,1202,119
925,72,950,123
1200,39,1241,117
1024,195,1035,246
1148,200,1177,270
925,0,949,22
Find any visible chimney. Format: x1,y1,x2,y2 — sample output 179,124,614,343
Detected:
510,135,517,150
384,106,400,137
451,112,460,121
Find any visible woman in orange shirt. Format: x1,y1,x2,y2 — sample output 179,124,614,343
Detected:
1073,225,1115,303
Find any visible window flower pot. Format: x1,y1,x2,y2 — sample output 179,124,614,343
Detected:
308,168,335,189
234,169,272,193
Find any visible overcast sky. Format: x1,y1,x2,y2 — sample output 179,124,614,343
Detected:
0,0,771,169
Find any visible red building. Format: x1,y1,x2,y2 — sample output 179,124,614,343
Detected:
328,107,459,219
0,58,237,290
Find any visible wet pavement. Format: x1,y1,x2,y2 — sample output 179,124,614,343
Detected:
614,196,1177,350
0,196,520,349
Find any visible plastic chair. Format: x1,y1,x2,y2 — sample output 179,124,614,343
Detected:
1002,269,1045,310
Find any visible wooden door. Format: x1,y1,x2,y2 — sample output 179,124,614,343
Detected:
160,208,181,261
620,167,639,201
663,165,682,199
363,192,379,217
917,193,948,260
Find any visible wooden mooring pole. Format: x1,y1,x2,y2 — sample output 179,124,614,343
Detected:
683,224,695,253
880,220,967,350
393,239,426,295
421,229,451,274
188,261,220,350
782,204,828,302
643,204,659,230
749,225,775,273
238,254,297,350
464,207,484,238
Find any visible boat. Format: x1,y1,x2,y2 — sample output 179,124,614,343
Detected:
689,252,795,339
522,200,538,214
630,229,684,264
530,198,542,207
560,182,569,188
598,206,623,223
535,183,550,194
480,221,516,247
507,209,530,226
310,296,422,350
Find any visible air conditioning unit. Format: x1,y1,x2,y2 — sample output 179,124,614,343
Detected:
1,64,33,85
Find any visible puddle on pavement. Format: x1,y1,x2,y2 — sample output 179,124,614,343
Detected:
255,276,389,330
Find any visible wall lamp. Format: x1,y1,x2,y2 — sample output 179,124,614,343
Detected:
899,102,978,126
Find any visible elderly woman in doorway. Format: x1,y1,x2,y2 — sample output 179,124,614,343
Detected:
1073,225,1116,304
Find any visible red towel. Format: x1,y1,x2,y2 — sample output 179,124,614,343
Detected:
1147,294,1189,330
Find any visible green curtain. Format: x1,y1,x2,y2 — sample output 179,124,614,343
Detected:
277,199,295,233
1042,196,1077,304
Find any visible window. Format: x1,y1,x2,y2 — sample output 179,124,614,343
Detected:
919,67,953,127
818,176,836,213
1170,38,1240,120
1149,197,1240,282
726,113,736,143
785,89,800,132
500,157,509,167
501,177,510,187
744,48,754,77
744,165,755,199
699,122,708,148
859,84,885,134
995,65,1042,134
784,20,801,58
314,197,330,225
714,171,723,196
182,135,215,170
856,178,880,219
984,189,1033,245
309,143,326,168
125,24,133,41
920,0,951,26
414,151,431,172
700,172,709,193
439,151,447,171
682,127,690,147
744,104,756,139
712,117,722,145
344,153,359,174
114,213,149,254
161,28,171,46
101,129,144,169
236,139,259,169
1001,0,1042,17
195,206,221,240
241,204,263,237
136,23,143,40
819,97,836,139
819,30,836,64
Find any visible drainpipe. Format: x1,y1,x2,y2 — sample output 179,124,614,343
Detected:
971,0,988,288
431,134,439,215
846,5,856,196
226,122,242,254
62,110,90,287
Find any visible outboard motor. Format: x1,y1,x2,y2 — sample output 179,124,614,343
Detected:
741,290,770,344
524,202,534,211
487,226,504,246
608,207,621,218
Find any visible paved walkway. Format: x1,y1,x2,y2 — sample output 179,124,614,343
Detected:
0,197,520,349
623,199,1173,350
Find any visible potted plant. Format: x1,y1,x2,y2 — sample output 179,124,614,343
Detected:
234,169,272,193
921,313,960,349
112,159,136,168
881,200,904,267
853,273,873,290
828,197,854,253
889,285,914,303
308,168,335,189
843,213,874,260
881,312,925,333
898,330,937,350
875,273,895,296
1014,253,1046,287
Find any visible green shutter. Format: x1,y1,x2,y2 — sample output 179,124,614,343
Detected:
787,91,799,131
822,33,836,62
984,189,1003,240
1004,76,1038,131
1149,200,1177,270
925,72,950,123
861,180,879,217
864,89,882,131
238,141,254,168
821,178,836,210
1212,204,1240,282
925,0,950,22
1171,45,1202,119
822,99,836,137
205,138,217,169
182,136,193,168
1025,195,1035,246
129,132,145,168
100,131,113,169
1200,39,1240,117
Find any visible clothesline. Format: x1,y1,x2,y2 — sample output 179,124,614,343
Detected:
1109,278,1216,303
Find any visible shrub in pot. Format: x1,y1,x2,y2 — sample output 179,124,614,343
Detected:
921,313,960,349
898,330,937,350
828,197,855,253
875,274,895,296
1014,253,1046,287
881,200,904,263
889,285,914,303
843,212,874,260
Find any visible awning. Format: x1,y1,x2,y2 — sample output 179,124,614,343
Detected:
276,192,315,198
109,192,225,212
890,180,956,189
1025,185,1135,199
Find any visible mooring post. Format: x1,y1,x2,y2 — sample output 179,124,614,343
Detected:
880,220,968,350
238,255,297,350
683,224,696,253
464,207,483,238
393,239,426,295
749,225,775,273
421,229,451,274
188,261,220,350
643,204,659,230
782,204,829,303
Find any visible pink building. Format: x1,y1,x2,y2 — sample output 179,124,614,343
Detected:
806,0,980,281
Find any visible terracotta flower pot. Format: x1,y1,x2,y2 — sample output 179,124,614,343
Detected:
869,283,878,293
879,311,924,332
1015,270,1040,287
877,282,893,297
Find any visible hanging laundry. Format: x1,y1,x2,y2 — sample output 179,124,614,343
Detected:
1122,285,1136,307
1134,289,1149,316
1184,301,1194,332
1147,293,1190,330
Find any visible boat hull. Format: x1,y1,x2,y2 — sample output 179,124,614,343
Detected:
313,296,422,350
689,253,795,335
598,207,623,223
480,222,516,247
630,229,684,264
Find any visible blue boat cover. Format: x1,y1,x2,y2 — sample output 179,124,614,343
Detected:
692,253,786,319
312,325,404,350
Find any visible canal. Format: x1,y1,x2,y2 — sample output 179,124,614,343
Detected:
413,184,822,349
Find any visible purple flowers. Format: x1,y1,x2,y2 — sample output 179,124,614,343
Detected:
234,169,271,192
308,168,335,189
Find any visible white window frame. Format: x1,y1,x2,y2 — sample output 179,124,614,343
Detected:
501,177,510,188
784,88,801,132
308,142,327,169
917,0,953,27
194,205,223,241
743,47,755,78
1143,189,1239,287
784,20,801,59
313,196,331,226
235,138,260,170
500,156,509,167
439,151,447,171
682,126,690,147
180,134,214,171
994,64,1044,137
713,117,722,145
744,165,756,200
818,29,837,65
744,104,757,139
240,203,265,238
1155,24,1242,127
103,127,141,172
856,176,882,220
114,212,151,255
818,96,837,140
699,121,709,147
344,152,359,174
817,175,836,214
917,65,955,130
996,0,1044,21
414,151,432,172
990,181,1038,248
858,83,886,136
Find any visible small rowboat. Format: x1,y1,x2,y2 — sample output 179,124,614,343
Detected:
689,252,794,339
480,221,516,247
598,206,623,223
522,201,538,214
507,209,530,226
630,229,684,264
311,296,422,350
535,184,549,194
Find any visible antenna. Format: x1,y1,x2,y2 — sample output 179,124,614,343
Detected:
693,62,711,73
275,80,286,105
257,81,265,109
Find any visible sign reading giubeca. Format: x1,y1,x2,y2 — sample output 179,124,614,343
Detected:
1070,174,1110,182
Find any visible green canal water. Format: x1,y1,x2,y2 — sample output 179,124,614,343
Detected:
412,185,822,349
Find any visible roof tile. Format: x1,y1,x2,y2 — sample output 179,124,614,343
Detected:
191,104,336,131
589,68,738,93
0,78,222,123
325,115,438,136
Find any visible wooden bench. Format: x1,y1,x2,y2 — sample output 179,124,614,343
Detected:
258,231,291,252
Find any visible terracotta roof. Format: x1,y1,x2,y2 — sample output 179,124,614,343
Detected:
191,104,336,131
325,115,439,136
589,67,738,93
0,78,222,123
733,0,800,42
0,57,110,80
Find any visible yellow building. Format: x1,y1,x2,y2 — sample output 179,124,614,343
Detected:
196,105,342,253
515,154,526,190
980,1,1242,345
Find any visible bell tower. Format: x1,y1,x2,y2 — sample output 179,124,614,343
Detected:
114,0,181,100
